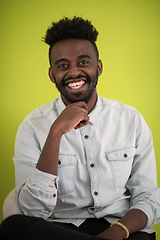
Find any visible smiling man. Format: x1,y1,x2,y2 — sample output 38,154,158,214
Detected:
0,17,160,240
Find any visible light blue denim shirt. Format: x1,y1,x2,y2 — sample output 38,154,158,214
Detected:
13,95,160,233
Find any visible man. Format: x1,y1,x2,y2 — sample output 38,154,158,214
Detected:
0,17,160,240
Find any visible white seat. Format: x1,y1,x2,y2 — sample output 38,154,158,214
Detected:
3,188,21,219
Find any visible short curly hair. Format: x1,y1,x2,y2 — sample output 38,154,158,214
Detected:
43,17,99,65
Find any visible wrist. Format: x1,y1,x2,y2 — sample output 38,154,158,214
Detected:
98,224,126,240
50,124,63,139
110,222,129,239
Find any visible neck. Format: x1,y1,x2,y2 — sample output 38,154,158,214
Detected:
86,90,97,113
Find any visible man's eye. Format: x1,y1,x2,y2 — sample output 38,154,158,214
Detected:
79,61,88,65
58,64,67,68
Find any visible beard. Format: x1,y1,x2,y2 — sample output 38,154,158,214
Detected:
54,70,99,104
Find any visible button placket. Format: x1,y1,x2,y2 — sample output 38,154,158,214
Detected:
80,127,101,209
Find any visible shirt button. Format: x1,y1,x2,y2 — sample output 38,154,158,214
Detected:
124,153,128,158
58,160,61,165
90,163,95,168
84,135,89,139
53,193,56,198
94,191,98,196
90,207,95,211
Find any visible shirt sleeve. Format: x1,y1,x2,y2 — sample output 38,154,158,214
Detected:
13,121,59,219
126,112,160,228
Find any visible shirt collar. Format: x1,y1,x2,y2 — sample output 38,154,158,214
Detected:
88,95,100,125
56,94,101,125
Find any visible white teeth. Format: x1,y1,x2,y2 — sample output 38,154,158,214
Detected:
68,80,85,89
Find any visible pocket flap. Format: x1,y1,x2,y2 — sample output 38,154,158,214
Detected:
58,154,77,167
106,147,135,161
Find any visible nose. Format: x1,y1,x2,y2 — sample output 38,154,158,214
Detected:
68,63,81,79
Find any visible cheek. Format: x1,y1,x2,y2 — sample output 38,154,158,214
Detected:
84,67,96,75
52,72,63,84
89,68,98,79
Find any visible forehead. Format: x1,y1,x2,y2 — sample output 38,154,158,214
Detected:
50,39,96,63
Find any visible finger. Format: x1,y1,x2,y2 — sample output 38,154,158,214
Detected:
74,115,90,129
78,107,88,115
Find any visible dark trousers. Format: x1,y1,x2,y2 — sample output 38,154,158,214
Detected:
0,215,156,240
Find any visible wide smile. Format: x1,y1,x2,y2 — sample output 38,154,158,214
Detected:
64,78,87,91
67,80,85,90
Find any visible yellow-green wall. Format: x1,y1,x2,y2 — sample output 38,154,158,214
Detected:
0,0,160,237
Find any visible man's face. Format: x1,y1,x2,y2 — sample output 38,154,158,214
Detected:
49,39,102,106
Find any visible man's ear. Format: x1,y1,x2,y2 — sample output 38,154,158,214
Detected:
97,60,103,76
49,67,55,83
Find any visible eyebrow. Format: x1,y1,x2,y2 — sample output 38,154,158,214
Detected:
54,55,91,65
55,58,68,65
77,55,91,59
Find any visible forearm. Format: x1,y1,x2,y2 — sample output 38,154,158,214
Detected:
118,209,147,234
98,209,148,240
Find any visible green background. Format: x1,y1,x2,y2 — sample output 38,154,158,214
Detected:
0,0,160,237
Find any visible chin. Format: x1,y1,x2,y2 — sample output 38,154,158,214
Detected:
65,93,93,104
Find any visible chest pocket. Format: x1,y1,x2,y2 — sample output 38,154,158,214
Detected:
105,147,135,189
57,154,77,196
